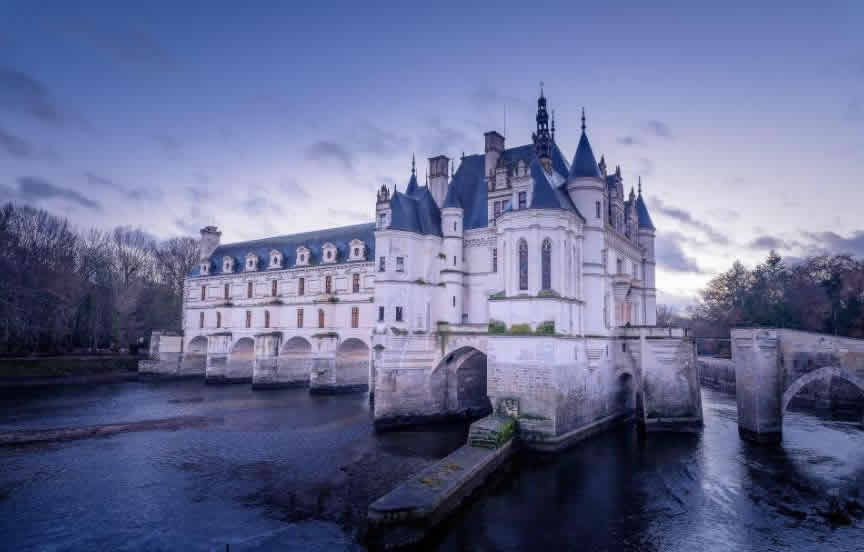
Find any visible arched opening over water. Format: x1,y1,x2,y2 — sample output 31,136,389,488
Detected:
432,346,491,418
335,338,370,391
228,337,255,380
783,366,864,424
182,336,208,375
616,371,636,415
282,336,312,355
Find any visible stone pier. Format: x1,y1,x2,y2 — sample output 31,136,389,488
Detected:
733,328,864,444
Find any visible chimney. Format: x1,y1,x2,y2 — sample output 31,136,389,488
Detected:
484,131,505,183
428,155,450,208
199,225,221,261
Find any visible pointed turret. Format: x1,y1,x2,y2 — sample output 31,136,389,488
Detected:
635,177,655,230
405,154,419,196
531,85,553,165
568,109,601,179
598,155,607,176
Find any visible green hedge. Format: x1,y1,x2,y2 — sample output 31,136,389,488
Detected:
535,320,556,335
509,323,533,335
488,320,507,334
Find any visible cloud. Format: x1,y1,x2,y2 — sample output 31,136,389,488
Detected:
801,230,864,257
154,135,181,158
242,194,284,216
328,208,370,222
419,117,470,156
708,208,740,221
86,172,160,201
0,67,66,125
354,122,409,158
16,176,100,209
638,158,654,177
644,120,672,139
616,136,639,146
279,178,310,201
749,235,788,250
0,127,34,158
649,197,729,246
305,141,353,170
655,233,704,273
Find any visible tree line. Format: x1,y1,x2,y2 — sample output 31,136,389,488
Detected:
658,250,864,354
0,202,199,355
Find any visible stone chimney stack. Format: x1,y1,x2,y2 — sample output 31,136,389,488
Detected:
484,131,504,183
199,225,221,261
428,155,450,208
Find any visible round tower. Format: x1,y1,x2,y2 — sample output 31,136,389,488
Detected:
441,205,464,324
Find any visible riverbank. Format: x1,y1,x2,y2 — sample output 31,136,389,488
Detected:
0,356,140,387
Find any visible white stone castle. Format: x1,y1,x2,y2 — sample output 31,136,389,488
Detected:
160,91,701,449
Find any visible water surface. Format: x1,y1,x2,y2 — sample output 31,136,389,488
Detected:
1,383,862,551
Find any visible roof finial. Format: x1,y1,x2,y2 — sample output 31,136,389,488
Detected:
411,154,416,176
581,107,586,133
638,176,642,196
451,158,455,178
540,80,544,98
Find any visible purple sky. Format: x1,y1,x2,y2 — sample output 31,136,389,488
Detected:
1,1,863,307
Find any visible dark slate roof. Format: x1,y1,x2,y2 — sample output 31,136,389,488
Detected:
388,185,442,236
189,223,376,277
404,172,419,196
442,179,463,208
635,194,655,230
445,154,487,230
528,159,586,220
568,132,601,179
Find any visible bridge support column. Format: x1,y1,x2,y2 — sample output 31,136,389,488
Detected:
205,333,232,383
732,329,782,443
252,332,282,389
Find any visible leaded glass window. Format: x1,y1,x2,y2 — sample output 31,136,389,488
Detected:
518,239,528,291
541,239,552,291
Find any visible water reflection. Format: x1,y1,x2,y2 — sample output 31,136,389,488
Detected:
0,383,862,551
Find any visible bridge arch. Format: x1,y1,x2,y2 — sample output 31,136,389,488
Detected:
615,370,637,415
226,337,255,382
333,338,370,392
282,336,312,354
782,365,864,417
181,335,208,375
430,346,491,418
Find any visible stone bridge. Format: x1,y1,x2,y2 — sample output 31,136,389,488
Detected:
143,330,372,393
733,328,864,443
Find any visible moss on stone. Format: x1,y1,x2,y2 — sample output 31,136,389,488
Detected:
488,320,507,334
509,323,532,335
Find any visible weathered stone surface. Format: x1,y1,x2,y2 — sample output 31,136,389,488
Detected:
367,416,515,548
733,328,864,443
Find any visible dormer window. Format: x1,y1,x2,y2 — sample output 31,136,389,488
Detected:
322,242,337,264
245,252,258,272
296,246,310,267
348,239,365,261
269,249,282,269
200,262,210,275
222,256,234,274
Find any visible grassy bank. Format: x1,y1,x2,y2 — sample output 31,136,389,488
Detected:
0,356,139,379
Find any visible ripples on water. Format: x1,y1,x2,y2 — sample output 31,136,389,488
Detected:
0,383,862,551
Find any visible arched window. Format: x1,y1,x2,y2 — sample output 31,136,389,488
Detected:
247,281,253,298
245,310,251,328
199,312,204,328
325,275,332,294
264,310,270,328
541,238,552,291
318,309,325,328
224,283,230,299
518,239,528,291
216,312,221,328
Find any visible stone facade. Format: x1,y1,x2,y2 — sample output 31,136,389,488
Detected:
164,91,701,448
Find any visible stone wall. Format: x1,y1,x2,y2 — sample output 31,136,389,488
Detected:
138,332,186,377
697,356,735,392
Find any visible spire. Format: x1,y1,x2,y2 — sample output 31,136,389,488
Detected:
581,107,586,133
568,130,601,179
629,186,635,201
598,155,607,176
634,178,654,230
638,176,642,196
532,85,553,161
405,156,419,196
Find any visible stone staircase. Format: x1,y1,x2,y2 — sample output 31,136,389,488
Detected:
468,415,516,449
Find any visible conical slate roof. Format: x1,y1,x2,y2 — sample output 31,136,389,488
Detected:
568,132,601,179
442,179,462,208
635,194,655,230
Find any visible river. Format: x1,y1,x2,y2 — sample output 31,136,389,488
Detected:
0,382,862,551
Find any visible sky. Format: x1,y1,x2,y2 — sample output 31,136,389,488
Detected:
1,1,863,309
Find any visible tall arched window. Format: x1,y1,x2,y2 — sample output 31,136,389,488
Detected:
318,309,325,328
518,239,528,291
541,238,552,291
264,310,270,328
